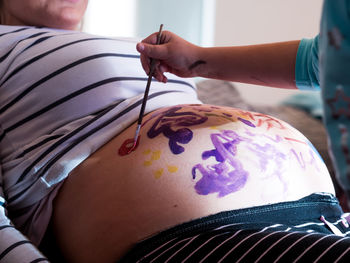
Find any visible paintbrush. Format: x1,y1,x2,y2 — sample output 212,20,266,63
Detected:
129,24,164,152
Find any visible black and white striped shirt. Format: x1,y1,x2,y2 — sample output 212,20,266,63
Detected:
0,25,199,261
122,216,350,262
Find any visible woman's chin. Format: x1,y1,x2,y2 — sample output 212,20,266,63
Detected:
48,12,83,30
49,19,81,30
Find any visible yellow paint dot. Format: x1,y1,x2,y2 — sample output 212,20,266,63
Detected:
210,126,219,130
151,150,161,161
154,168,164,179
143,149,151,155
143,160,152,167
167,165,178,173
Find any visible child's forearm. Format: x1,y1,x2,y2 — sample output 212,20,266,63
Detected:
194,40,300,89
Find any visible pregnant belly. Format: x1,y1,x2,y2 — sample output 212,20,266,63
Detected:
52,104,335,261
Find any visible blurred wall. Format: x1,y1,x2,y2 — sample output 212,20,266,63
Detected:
84,0,323,105
135,0,215,46
84,0,137,37
84,0,215,46
214,0,323,105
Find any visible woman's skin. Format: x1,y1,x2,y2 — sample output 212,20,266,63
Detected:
137,31,300,89
52,104,334,262
0,0,88,30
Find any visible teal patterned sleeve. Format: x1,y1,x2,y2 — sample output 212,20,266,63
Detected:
295,35,320,91
320,0,350,200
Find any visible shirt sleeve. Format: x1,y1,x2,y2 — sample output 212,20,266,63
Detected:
0,167,49,262
319,0,350,200
295,35,320,91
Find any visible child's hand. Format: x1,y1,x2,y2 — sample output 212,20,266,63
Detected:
136,31,201,83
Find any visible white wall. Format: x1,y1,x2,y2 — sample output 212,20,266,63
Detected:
83,0,322,105
135,0,215,46
83,0,215,46
84,0,137,37
214,0,323,105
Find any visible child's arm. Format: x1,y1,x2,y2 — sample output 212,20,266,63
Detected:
137,31,300,89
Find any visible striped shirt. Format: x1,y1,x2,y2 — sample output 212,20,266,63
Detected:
0,25,200,261
122,217,350,262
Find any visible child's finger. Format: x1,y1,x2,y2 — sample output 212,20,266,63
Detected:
139,52,151,75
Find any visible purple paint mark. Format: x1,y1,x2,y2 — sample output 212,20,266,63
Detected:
147,106,208,154
308,149,319,170
192,129,295,197
263,134,283,143
223,113,233,117
307,140,323,162
238,117,255,127
192,130,249,197
290,148,319,171
245,129,256,137
247,142,286,174
245,139,289,192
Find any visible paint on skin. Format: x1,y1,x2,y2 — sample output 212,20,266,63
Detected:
290,149,306,169
236,109,255,121
238,117,255,127
247,142,287,181
144,160,152,167
147,106,208,154
290,148,319,171
143,150,161,166
205,113,233,122
245,129,256,137
304,140,324,162
254,113,286,130
306,140,323,162
242,131,287,188
248,131,320,174
284,137,307,145
141,105,321,196
167,165,178,173
203,111,255,128
263,134,283,143
192,128,311,197
284,137,323,167
223,113,233,118
154,168,164,179
244,132,286,167
118,136,140,156
143,149,151,155
143,149,152,166
151,150,161,160
142,149,179,175
192,130,249,197
193,107,213,113
145,107,259,156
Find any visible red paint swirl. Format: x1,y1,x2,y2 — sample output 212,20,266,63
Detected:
118,136,140,156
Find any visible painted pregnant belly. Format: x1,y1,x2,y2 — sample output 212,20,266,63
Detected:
117,104,331,200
